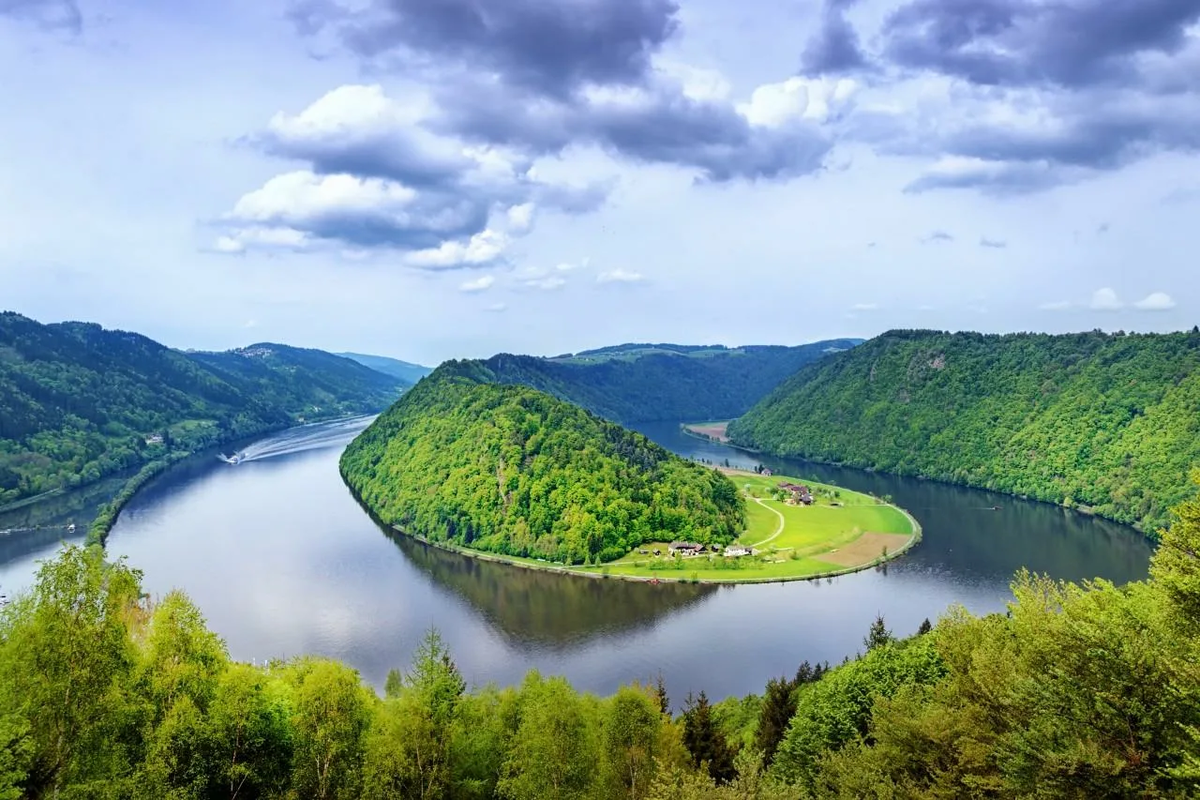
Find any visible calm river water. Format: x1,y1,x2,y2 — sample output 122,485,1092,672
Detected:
0,417,1153,704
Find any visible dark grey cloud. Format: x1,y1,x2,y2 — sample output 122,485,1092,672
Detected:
801,0,869,75
823,0,1200,194
285,0,835,183
290,0,679,98
980,236,1007,248
433,81,834,183
0,0,81,32
881,0,1200,89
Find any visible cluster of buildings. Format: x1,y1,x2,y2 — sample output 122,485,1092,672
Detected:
777,482,814,505
666,541,757,558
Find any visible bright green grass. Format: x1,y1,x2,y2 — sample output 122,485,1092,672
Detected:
568,471,918,582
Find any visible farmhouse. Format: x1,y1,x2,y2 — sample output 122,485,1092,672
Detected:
777,482,814,505
724,546,755,557
668,541,705,555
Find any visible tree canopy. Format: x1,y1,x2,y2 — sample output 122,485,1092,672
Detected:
730,328,1200,533
0,312,404,506
444,339,861,426
340,363,745,564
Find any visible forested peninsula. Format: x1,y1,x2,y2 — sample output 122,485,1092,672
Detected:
0,312,406,507
461,339,860,425
729,329,1200,533
340,361,745,564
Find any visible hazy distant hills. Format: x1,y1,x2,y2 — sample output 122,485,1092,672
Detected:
456,339,863,424
0,312,405,506
338,352,432,385
730,329,1200,533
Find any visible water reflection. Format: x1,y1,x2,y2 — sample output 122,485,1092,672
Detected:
0,416,1156,702
386,533,716,648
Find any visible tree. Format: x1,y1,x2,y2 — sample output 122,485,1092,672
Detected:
654,673,670,716
603,686,662,798
682,692,736,784
917,618,933,636
287,659,372,800
499,673,598,800
362,630,465,800
863,614,893,651
754,678,797,768
206,663,292,800
1150,470,1200,626
0,545,142,794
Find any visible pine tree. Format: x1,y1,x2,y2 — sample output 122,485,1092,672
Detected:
917,618,933,635
754,677,797,767
864,614,893,652
681,691,737,784
654,672,670,716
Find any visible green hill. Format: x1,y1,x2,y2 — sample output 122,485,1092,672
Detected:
0,312,405,506
448,339,861,425
729,329,1200,533
337,352,431,385
340,361,745,564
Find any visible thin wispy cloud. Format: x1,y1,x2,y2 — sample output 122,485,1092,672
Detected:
980,237,1007,249
596,269,645,284
459,275,495,293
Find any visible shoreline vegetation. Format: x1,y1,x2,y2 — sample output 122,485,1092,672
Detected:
340,364,921,584
349,467,921,586
727,329,1200,537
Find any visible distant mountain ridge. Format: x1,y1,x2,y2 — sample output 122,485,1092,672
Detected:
337,352,432,385
0,312,405,506
445,339,863,425
729,328,1200,533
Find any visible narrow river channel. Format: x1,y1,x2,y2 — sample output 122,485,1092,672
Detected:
0,417,1153,703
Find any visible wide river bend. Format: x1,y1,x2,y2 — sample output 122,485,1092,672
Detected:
0,417,1153,703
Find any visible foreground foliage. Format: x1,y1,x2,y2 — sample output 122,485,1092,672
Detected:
0,312,405,506
341,363,745,564
2,475,1199,798
731,329,1200,533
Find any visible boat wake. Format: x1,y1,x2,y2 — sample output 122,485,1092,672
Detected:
218,416,374,466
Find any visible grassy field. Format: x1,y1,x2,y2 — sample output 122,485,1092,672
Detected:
571,471,919,583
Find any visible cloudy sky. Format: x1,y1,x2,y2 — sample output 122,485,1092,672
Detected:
2,0,1198,364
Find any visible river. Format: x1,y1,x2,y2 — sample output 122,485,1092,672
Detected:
0,417,1153,704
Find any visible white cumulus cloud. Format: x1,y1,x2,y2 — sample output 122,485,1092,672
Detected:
1089,287,1123,311
1134,292,1176,311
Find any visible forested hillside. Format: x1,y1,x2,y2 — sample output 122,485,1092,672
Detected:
0,313,404,505
340,361,745,564
451,339,861,425
3,480,1199,798
730,329,1200,533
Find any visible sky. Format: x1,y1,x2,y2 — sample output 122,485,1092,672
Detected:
2,0,1198,365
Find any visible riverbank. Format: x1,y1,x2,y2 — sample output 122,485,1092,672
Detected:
350,468,921,585
79,412,382,548
681,421,732,444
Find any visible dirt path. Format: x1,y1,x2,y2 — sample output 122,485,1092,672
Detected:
744,496,785,548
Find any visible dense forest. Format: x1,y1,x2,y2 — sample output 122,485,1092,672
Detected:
0,313,405,506
461,339,861,425
340,361,745,564
730,329,1200,533
2,477,1198,798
